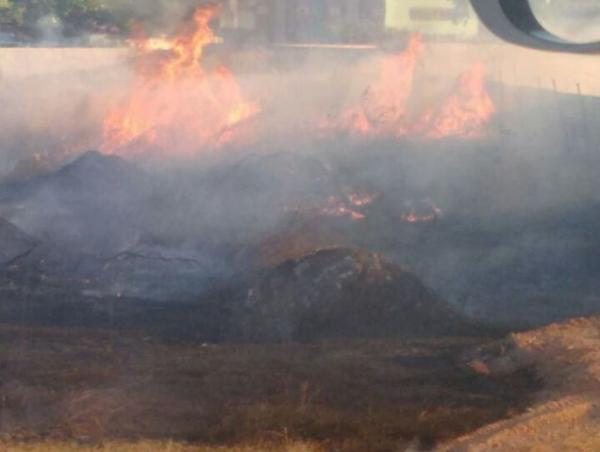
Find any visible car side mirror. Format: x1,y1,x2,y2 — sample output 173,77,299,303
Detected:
470,0,600,53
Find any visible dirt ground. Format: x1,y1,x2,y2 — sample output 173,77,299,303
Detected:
441,316,600,451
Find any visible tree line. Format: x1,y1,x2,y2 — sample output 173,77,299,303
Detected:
0,0,209,41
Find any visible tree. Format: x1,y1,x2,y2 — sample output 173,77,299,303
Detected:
0,0,115,38
0,0,212,40
0,1,24,30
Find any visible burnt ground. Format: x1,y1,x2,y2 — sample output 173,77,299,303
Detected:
0,272,541,451
0,324,540,451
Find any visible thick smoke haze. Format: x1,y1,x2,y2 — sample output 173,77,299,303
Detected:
103,0,214,33
3,7,600,451
1,5,600,327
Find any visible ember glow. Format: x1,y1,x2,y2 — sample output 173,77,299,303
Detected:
347,191,377,208
319,196,366,221
401,201,443,224
102,5,259,158
401,212,440,224
327,35,495,140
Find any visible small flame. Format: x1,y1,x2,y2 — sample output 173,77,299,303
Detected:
347,192,377,207
401,212,439,224
401,201,443,224
319,196,366,221
102,5,259,158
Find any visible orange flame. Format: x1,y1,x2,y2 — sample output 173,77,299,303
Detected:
328,35,495,140
401,201,443,224
401,211,441,224
416,64,495,139
334,34,423,137
102,5,259,158
315,196,365,221
347,191,377,208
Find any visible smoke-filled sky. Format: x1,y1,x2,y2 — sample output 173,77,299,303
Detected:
1,2,600,326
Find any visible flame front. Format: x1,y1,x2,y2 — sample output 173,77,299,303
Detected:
328,35,495,140
334,35,423,137
102,13,494,158
102,5,259,158
416,64,495,139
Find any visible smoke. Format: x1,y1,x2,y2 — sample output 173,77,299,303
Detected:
0,52,129,178
1,5,600,325
102,0,217,34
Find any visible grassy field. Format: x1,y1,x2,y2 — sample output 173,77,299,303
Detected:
0,325,539,451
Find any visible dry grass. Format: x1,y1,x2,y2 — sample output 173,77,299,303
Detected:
438,317,600,450
0,325,539,451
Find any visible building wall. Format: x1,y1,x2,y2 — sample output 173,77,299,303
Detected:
220,0,386,44
385,0,479,38
219,1,478,43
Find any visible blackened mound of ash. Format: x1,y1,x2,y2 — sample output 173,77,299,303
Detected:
0,217,38,268
241,247,477,342
0,150,151,256
193,152,343,240
236,204,366,271
98,241,235,302
134,151,346,249
215,152,338,199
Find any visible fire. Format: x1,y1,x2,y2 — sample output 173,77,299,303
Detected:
328,35,495,140
285,195,370,222
401,212,440,224
333,34,423,137
347,191,377,208
320,196,366,221
401,200,443,224
102,5,259,158
416,64,495,139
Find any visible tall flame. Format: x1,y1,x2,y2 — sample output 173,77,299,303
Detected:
335,35,423,137
328,36,495,140
102,5,259,158
416,64,495,139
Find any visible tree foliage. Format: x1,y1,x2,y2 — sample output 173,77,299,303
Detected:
0,0,147,39
0,0,212,41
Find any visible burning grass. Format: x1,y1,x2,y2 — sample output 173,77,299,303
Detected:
99,5,495,161
102,4,259,158
0,325,539,451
